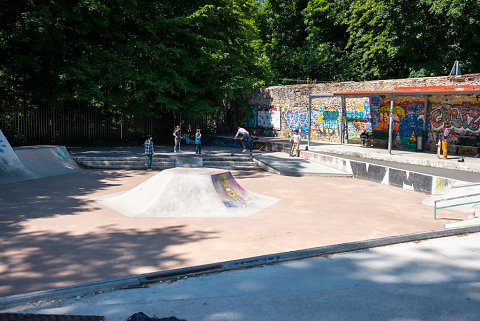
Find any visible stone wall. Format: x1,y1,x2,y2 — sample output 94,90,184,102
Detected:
246,74,480,152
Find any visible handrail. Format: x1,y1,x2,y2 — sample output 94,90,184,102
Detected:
434,192,480,219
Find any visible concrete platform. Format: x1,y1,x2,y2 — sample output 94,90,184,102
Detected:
3,232,480,321
0,169,468,298
253,152,352,177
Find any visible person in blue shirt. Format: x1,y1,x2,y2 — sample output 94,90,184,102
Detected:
144,134,154,170
195,128,202,154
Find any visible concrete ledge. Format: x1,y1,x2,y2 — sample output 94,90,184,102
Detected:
2,225,480,309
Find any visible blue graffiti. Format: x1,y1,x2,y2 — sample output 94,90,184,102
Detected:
242,106,257,128
323,110,339,129
0,139,6,153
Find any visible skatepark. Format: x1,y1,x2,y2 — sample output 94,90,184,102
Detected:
2,128,480,320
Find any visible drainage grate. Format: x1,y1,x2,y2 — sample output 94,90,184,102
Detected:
0,313,104,321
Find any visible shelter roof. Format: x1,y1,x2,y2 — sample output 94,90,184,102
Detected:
330,85,480,97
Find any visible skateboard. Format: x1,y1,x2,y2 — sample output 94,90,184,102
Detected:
437,139,442,159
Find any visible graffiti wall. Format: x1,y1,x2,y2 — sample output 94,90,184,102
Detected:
283,102,341,140
257,106,281,130
241,106,281,130
430,103,480,136
345,97,426,149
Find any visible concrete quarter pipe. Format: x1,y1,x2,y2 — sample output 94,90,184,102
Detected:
98,167,278,217
0,129,81,184
0,129,36,184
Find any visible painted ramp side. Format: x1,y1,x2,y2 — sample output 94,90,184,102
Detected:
14,145,81,178
97,167,278,217
0,129,36,184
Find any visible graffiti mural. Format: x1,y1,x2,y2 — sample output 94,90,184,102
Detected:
346,98,375,140
257,106,281,130
284,108,309,138
430,103,480,135
348,98,425,149
283,103,341,139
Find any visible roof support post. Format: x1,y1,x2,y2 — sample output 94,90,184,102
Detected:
307,94,312,151
387,95,395,154
423,95,428,150
340,96,345,143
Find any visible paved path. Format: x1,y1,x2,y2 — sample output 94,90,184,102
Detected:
254,152,351,176
4,232,480,321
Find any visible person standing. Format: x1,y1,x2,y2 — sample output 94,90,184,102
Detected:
441,122,451,160
195,128,202,154
173,125,181,152
144,134,154,171
290,129,301,157
234,126,252,154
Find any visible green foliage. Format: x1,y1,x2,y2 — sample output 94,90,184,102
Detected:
1,0,480,117
0,0,264,116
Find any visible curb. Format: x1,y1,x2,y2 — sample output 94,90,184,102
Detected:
2,225,480,310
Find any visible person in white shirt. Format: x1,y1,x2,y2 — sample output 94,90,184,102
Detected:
290,129,301,157
234,126,252,154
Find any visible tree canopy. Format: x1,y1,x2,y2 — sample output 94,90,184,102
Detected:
1,0,479,116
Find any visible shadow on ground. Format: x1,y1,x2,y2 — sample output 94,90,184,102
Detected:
0,171,217,296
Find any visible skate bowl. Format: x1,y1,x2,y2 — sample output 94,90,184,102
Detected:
97,167,279,217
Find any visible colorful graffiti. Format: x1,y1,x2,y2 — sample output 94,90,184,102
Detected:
242,106,281,130
347,98,425,149
284,108,309,137
430,103,480,135
211,172,254,208
283,103,341,139
346,98,374,140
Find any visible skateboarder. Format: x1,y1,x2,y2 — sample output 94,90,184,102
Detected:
144,134,154,170
234,126,252,154
290,129,301,157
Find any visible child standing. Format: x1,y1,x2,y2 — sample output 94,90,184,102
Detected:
195,128,202,154
290,129,301,157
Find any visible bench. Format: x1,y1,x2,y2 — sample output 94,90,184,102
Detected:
449,137,480,155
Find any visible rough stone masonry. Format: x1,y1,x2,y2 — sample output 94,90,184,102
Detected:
247,74,480,153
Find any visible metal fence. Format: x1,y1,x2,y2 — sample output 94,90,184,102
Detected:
0,105,214,146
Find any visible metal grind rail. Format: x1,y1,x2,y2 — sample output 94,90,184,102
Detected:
434,192,480,219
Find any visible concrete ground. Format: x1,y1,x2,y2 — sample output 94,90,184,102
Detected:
0,165,466,297
3,232,480,321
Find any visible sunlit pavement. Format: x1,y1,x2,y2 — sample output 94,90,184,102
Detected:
3,233,480,321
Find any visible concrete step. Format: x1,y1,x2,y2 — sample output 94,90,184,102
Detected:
74,156,173,163
203,161,257,166
74,157,175,170
202,157,252,162
78,164,174,170
203,164,260,170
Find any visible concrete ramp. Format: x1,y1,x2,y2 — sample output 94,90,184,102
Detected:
97,167,278,217
0,129,36,184
15,145,81,177
0,129,80,184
